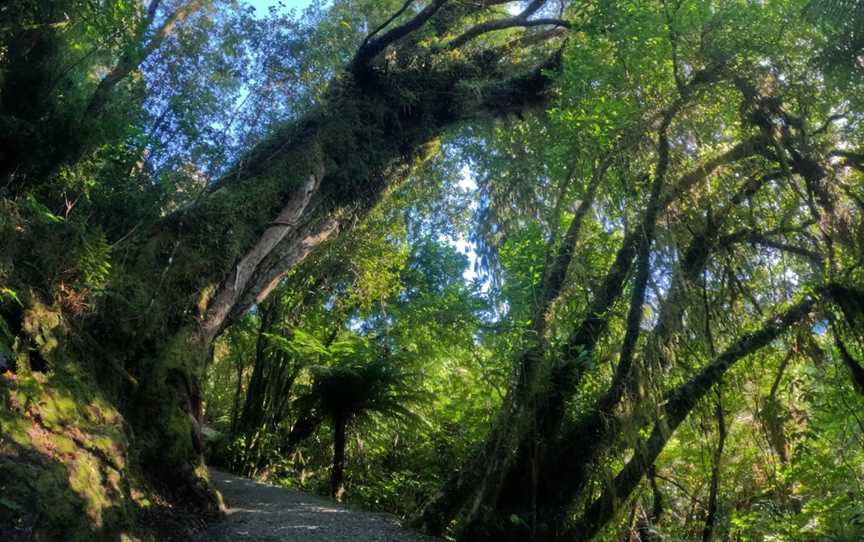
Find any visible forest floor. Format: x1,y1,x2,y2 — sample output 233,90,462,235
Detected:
203,469,439,541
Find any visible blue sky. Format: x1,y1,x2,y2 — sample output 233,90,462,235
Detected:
244,0,483,283
247,0,319,17
247,0,522,16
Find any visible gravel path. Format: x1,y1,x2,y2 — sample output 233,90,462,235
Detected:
204,469,439,541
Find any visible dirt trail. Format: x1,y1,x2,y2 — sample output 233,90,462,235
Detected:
204,469,438,541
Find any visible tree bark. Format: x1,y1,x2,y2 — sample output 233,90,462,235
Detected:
834,334,864,395
701,391,726,542
331,413,348,501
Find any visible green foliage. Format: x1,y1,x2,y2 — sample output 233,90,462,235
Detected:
0,339,135,541
805,0,864,84
3,0,864,539
304,335,427,426
205,228,494,511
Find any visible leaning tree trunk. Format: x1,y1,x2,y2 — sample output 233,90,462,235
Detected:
89,3,569,510
3,0,574,528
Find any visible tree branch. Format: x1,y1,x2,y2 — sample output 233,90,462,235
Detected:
659,137,763,208
811,113,847,136
84,0,208,119
446,0,572,50
719,230,824,266
565,294,816,542
525,132,766,533
599,104,677,413
830,149,864,172
349,0,449,73
361,0,416,47
833,330,864,395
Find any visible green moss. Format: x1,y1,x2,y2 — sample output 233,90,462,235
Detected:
92,434,120,457
86,397,121,425
1,355,136,541
69,453,112,527
22,302,65,361
51,433,77,455
39,391,81,429
162,409,198,470
1,416,31,446
126,326,214,505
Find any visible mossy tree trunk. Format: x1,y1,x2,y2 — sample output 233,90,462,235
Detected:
4,0,573,524
91,0,572,512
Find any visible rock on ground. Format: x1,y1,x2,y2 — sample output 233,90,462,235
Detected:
204,469,439,541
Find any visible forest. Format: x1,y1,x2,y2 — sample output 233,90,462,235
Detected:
1,0,863,540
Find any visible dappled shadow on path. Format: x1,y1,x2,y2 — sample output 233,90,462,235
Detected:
204,469,438,541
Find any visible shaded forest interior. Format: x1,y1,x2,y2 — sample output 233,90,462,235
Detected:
1,0,864,541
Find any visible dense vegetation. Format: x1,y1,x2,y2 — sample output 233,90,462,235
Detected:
1,0,863,540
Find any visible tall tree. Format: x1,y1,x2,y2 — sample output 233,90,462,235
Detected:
3,1,864,540
2,0,575,530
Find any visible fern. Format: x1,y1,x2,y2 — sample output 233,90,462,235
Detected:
77,226,112,291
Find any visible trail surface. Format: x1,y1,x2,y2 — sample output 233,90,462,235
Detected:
204,469,438,541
